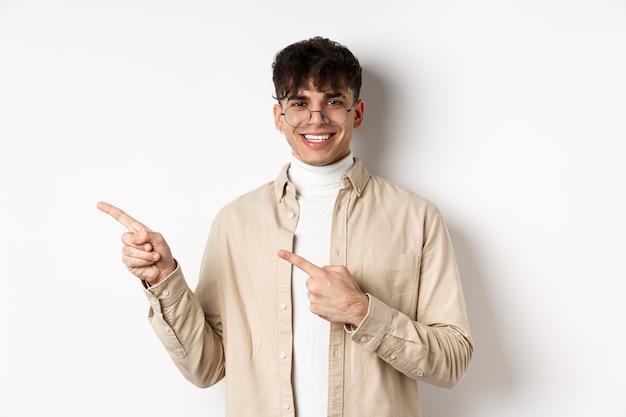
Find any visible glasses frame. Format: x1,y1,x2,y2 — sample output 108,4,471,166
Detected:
280,102,355,128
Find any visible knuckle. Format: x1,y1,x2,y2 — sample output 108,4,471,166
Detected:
121,232,131,244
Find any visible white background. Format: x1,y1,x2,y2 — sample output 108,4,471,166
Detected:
1,1,625,416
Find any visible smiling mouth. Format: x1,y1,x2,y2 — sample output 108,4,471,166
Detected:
304,134,331,143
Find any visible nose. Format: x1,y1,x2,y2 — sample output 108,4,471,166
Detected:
308,109,326,125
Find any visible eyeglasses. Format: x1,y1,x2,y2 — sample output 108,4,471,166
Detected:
281,103,353,128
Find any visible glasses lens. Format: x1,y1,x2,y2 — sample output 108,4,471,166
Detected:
283,105,349,128
283,107,310,128
322,105,349,126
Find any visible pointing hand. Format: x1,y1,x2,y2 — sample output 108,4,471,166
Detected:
97,202,176,286
277,249,369,327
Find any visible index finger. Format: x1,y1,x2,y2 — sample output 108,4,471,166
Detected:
277,249,322,276
96,201,149,232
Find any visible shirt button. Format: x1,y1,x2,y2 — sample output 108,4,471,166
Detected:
279,303,287,310
283,403,291,411
162,290,170,297
417,369,424,377
280,352,287,359
288,212,295,219
390,353,397,360
360,336,368,343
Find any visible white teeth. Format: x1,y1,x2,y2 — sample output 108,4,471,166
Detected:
304,134,331,142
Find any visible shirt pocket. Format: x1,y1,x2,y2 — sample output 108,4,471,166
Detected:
360,251,420,316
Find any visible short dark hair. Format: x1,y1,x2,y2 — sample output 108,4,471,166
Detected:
272,36,362,102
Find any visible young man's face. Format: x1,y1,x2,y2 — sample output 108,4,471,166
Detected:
273,82,364,166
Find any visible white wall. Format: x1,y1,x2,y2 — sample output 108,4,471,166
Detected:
1,1,625,416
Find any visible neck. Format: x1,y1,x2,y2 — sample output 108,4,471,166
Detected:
288,153,354,190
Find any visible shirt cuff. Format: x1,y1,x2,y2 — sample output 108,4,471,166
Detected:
349,293,393,352
142,261,188,309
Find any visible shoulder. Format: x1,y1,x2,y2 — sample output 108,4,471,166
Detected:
365,175,437,211
216,181,276,220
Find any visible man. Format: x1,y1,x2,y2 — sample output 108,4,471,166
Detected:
98,36,473,417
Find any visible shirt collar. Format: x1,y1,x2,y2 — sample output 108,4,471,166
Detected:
274,157,371,201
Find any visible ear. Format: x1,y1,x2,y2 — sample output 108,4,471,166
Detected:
352,99,365,129
273,104,284,131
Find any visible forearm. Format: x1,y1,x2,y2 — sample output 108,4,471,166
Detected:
144,264,225,388
350,294,473,388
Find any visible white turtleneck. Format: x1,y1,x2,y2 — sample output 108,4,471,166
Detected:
288,152,354,417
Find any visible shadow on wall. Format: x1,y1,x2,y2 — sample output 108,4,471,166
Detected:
353,63,425,185
351,65,392,176
355,65,514,415
419,226,514,416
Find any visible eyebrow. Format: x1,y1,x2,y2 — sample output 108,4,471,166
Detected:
286,92,347,102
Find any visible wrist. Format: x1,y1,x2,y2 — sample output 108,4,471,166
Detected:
144,259,178,288
348,293,370,328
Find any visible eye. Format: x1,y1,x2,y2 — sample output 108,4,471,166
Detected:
326,100,344,107
290,101,307,108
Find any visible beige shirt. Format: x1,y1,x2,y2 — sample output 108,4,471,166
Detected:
144,158,473,417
